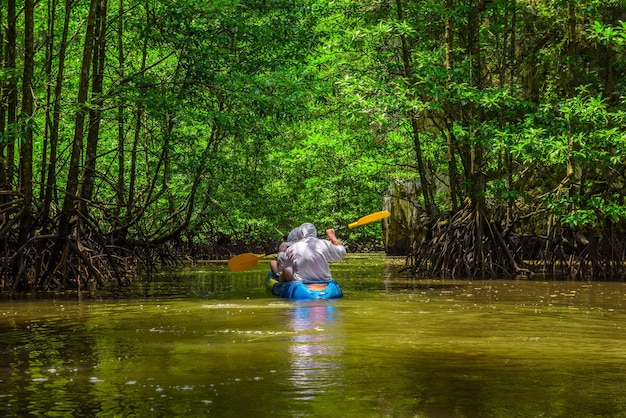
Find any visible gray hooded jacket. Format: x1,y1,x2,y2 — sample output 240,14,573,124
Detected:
283,223,346,282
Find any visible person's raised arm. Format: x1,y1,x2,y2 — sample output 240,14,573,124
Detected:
326,229,341,246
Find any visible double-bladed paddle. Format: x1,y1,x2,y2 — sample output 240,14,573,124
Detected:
226,210,391,272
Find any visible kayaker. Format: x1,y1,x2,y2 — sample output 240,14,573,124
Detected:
270,242,292,281
270,227,301,281
282,222,346,282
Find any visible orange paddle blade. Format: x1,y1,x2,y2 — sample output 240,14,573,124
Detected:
347,211,390,229
227,253,266,272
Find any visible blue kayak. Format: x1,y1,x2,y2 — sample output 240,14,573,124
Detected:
266,271,343,300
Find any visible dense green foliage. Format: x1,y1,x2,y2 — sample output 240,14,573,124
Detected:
1,0,626,288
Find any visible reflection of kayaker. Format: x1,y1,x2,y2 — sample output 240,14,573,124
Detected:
290,304,338,332
266,223,346,299
288,303,341,398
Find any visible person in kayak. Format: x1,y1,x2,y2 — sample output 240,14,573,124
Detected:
270,242,292,281
281,222,346,282
270,226,301,281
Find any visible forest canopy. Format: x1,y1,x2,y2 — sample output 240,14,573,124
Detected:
2,0,626,290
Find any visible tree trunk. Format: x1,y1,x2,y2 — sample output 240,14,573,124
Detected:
444,0,460,212
80,0,108,215
115,0,125,218
62,0,98,216
505,0,516,225
164,113,175,215
41,0,56,198
46,0,99,286
42,0,73,226
395,0,437,219
0,1,6,192
16,0,35,279
467,0,486,210
19,0,34,206
3,0,17,191
127,26,148,221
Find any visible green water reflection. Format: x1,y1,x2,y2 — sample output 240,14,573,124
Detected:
1,254,626,417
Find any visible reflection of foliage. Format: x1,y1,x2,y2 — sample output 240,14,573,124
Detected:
1,318,99,416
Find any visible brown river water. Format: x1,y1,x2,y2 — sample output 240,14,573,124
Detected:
1,253,626,417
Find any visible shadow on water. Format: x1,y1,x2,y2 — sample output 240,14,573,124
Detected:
1,253,626,417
